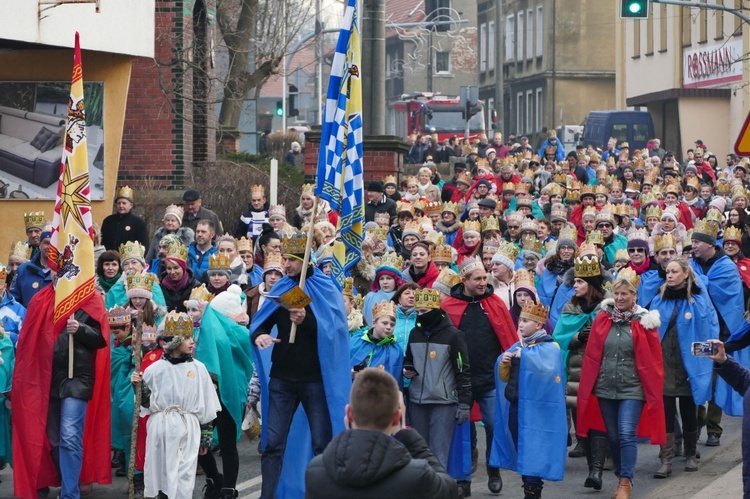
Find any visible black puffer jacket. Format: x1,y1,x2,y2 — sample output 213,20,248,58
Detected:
51,310,107,400
305,428,458,499
160,268,199,313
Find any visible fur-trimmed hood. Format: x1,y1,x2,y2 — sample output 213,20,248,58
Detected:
600,298,661,329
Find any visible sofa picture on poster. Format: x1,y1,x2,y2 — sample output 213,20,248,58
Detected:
0,81,104,200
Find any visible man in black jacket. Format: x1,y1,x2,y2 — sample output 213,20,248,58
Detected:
100,186,149,251
305,368,458,499
365,181,397,223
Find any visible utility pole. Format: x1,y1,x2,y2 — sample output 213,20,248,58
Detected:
315,0,323,125
494,0,504,137
362,0,386,135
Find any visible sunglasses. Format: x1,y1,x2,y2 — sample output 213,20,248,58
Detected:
627,248,646,254
598,223,613,228
508,225,520,230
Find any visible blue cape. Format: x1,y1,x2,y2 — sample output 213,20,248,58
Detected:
549,284,575,327
552,306,599,378
446,422,472,480
110,342,135,462
105,275,167,311
637,269,663,308
490,341,567,480
362,289,395,326
250,267,351,499
690,255,745,333
196,305,255,438
349,329,403,388
537,271,562,307
603,234,627,265
716,321,750,416
248,265,264,288
650,291,718,404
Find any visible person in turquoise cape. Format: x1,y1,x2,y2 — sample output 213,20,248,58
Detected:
124,270,166,327
108,306,136,478
596,209,627,266
492,300,566,498
0,323,15,469
106,241,167,310
362,253,403,326
350,300,403,387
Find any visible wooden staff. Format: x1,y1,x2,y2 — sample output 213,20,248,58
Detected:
289,195,319,343
128,311,144,499
68,334,74,379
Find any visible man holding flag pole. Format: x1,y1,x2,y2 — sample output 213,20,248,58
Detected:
12,33,111,499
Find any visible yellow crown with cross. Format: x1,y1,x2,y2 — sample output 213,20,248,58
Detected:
116,186,134,202
10,241,31,261
165,243,189,263
164,311,194,339
119,241,146,261
372,300,397,322
24,211,45,231
414,288,441,310
108,306,132,327
126,271,156,293
519,301,548,324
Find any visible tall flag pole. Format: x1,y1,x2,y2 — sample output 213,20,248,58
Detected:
314,0,364,290
48,32,97,374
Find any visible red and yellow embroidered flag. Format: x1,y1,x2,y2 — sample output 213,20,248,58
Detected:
47,32,96,331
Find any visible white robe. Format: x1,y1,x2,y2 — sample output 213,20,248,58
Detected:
143,358,221,499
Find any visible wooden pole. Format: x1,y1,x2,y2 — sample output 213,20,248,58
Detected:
128,312,144,499
289,195,319,343
68,334,74,379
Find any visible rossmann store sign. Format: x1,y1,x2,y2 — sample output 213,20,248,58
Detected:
683,39,743,89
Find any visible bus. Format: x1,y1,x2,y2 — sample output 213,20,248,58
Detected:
391,92,486,142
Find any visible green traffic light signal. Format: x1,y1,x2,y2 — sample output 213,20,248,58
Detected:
275,100,283,117
620,0,649,19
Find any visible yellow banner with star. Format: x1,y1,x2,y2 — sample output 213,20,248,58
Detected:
48,33,96,331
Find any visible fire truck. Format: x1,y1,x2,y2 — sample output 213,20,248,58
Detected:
390,92,487,142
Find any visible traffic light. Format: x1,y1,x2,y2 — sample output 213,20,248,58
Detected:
275,101,283,117
287,84,299,117
620,0,649,19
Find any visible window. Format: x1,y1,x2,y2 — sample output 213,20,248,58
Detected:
435,51,450,73
699,0,708,43
660,4,668,52
633,19,640,57
715,0,724,39
633,124,649,143
487,98,495,130
516,93,524,135
682,6,692,46
480,23,487,72
505,15,515,61
488,21,495,70
426,0,452,32
536,6,543,58
517,11,524,61
526,10,533,60
735,0,742,36
646,3,654,55
536,88,543,132
612,124,628,144
526,90,533,134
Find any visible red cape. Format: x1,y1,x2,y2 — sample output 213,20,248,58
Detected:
135,347,164,471
13,285,111,499
735,259,750,291
442,291,518,351
408,261,440,288
576,310,666,445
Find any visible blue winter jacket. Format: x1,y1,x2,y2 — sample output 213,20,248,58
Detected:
9,252,53,308
0,292,26,345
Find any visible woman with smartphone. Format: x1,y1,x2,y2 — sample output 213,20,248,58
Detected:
577,268,665,499
650,259,719,477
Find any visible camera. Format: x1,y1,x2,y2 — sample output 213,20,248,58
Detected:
691,342,717,357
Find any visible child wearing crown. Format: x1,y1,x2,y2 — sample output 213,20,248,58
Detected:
350,300,403,386
109,307,137,479
362,254,404,326
131,311,221,499
125,271,166,327
493,301,567,498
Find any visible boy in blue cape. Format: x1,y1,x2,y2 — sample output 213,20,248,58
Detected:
350,300,403,387
108,306,136,478
492,301,566,498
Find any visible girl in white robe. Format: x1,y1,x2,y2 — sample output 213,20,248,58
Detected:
132,311,221,499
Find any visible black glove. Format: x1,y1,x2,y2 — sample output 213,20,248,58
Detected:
456,403,470,425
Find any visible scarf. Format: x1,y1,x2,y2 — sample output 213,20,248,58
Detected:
522,330,548,346
98,272,122,293
608,303,639,324
161,258,189,292
683,196,700,207
548,257,574,276
207,281,231,295
397,304,415,316
629,257,651,275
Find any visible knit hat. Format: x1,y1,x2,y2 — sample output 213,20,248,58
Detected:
685,165,698,176
209,284,244,319
367,181,384,193
163,204,184,225
40,223,53,241
708,196,727,213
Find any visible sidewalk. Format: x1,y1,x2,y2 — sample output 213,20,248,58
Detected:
691,462,743,498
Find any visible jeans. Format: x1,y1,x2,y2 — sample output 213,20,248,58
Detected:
664,396,697,434
598,398,644,481
198,400,239,488
46,397,88,499
409,403,457,468
260,378,332,499
508,402,543,490
475,389,496,468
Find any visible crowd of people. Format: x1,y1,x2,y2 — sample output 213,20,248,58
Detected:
2,130,750,499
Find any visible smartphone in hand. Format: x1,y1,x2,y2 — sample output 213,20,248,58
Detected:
692,342,717,357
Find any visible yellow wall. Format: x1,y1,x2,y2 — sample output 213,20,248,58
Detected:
0,50,131,259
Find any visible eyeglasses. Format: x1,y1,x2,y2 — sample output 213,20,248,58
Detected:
627,248,646,254
508,225,520,230
598,223,613,229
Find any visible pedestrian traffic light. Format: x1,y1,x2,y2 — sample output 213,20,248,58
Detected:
620,0,649,19
275,101,283,117
287,84,299,117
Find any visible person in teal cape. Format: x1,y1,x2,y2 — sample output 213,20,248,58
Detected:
108,306,136,478
105,241,167,311
0,324,15,467
350,300,403,387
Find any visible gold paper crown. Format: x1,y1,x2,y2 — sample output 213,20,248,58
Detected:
188,284,215,304
459,256,484,277
549,183,566,197
251,184,265,197
23,211,45,230
116,186,134,201
378,252,404,271
236,237,253,253
402,220,423,238
506,211,524,225
545,239,557,255
663,205,681,221
164,311,194,339
497,239,520,262
609,178,623,191
269,204,286,219
645,206,663,220
614,203,631,217
567,190,581,202
10,241,31,261
559,160,570,172
397,201,415,215
463,220,481,234
522,236,543,255
552,172,568,184
126,271,156,293
615,266,641,289
166,243,189,263
374,212,390,224
515,182,530,195
594,185,609,196
425,201,442,214
724,226,743,243
383,174,397,186
589,152,601,162
685,177,700,191
615,249,630,262
705,208,723,225
717,182,732,195
582,206,597,219
482,216,501,233
342,277,354,297
301,184,315,197
586,230,605,247
164,204,184,221
519,301,549,324
436,267,461,291
476,157,490,170
0,265,6,282
596,207,616,225
456,171,474,185
693,219,719,240
482,241,499,256
568,179,583,191
442,201,460,216
627,228,649,244
263,250,284,273
107,306,132,327
545,145,557,155
283,232,307,255
412,199,427,213
431,244,454,264
665,183,681,196
653,233,677,253
372,300,397,321
633,157,646,169
368,226,389,242
405,176,419,187
580,185,595,198
414,288,441,310
514,268,536,291
551,204,568,220
502,182,516,193
574,254,602,278
208,253,232,271
625,181,640,192
119,241,146,261
520,219,539,234
578,241,598,258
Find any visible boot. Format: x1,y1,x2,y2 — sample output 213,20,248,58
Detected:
523,484,543,498
612,478,632,499
568,438,586,458
487,467,503,494
457,480,471,498
684,430,699,472
654,433,675,478
674,437,683,457
111,449,123,468
202,474,224,499
220,488,238,499
133,473,145,499
584,436,607,490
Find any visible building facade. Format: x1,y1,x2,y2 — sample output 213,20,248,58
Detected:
617,2,749,162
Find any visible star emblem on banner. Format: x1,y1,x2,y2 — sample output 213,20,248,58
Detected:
60,160,90,231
